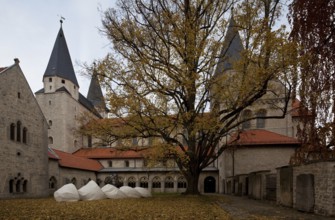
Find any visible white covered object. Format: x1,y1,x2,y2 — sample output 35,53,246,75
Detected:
54,183,80,202
120,186,142,198
101,184,127,199
135,187,152,198
78,180,106,201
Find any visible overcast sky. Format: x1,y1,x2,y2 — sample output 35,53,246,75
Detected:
0,0,115,96
1,1,290,97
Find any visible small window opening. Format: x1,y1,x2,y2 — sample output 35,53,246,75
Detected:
16,121,21,142
10,123,15,140
23,127,27,144
125,160,129,167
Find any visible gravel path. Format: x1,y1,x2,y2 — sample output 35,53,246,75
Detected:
217,195,333,220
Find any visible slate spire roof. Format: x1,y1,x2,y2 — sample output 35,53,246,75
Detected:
43,22,79,87
214,16,244,75
87,71,107,111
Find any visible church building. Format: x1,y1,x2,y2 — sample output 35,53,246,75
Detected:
0,59,49,198
35,21,106,154
0,18,302,198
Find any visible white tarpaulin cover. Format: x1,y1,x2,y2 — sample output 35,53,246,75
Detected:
54,183,80,202
135,187,152,198
120,186,142,198
78,180,106,201
101,184,127,199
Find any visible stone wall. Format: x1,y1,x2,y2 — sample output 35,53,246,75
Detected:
276,166,293,207
292,161,335,216
222,147,295,181
0,63,49,199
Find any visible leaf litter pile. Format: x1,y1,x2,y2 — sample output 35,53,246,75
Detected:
0,194,232,219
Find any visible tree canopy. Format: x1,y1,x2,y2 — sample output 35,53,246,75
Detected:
81,0,297,194
289,0,335,163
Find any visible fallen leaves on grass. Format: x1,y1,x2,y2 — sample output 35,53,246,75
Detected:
0,194,232,220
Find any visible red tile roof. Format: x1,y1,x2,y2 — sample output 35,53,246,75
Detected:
48,147,59,160
291,99,301,117
291,99,311,117
73,148,146,159
52,149,103,171
229,129,300,146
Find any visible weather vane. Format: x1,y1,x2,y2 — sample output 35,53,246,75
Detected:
57,15,66,26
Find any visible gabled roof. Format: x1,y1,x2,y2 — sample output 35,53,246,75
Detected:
79,93,102,118
229,129,300,146
87,73,107,112
73,148,145,159
52,148,103,171
43,25,79,87
0,67,7,73
35,88,102,118
215,17,244,75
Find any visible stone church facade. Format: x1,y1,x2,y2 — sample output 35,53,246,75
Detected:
0,59,49,198
0,19,301,198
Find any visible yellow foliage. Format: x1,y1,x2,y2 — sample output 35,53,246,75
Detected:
0,195,232,219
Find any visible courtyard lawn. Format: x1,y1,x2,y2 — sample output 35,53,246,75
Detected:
0,194,231,219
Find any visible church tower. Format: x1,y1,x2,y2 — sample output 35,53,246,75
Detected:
42,20,79,100
36,21,103,153
87,71,108,118
214,16,243,76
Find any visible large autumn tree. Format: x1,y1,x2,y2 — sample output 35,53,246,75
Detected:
289,0,335,163
82,0,296,194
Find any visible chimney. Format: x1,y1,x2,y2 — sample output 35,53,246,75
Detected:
14,58,20,64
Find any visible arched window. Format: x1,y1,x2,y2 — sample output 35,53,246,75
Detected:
140,177,148,188
256,109,267,128
152,176,161,188
125,160,129,167
88,135,92,148
23,180,28,193
128,177,136,187
16,180,21,192
16,121,21,142
48,137,53,144
165,176,174,188
9,179,14,193
177,176,187,188
49,176,57,189
10,123,15,140
71,177,77,187
132,137,138,146
241,110,252,129
48,120,52,126
23,127,27,144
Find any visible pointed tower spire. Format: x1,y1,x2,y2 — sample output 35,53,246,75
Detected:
214,15,244,75
87,67,107,114
43,20,79,87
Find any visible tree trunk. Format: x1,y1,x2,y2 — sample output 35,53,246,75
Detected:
184,171,200,195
